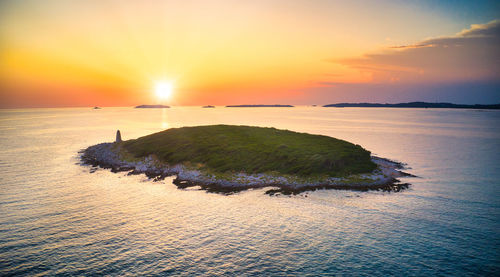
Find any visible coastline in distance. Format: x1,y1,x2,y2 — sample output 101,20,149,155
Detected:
226,104,294,107
323,102,500,109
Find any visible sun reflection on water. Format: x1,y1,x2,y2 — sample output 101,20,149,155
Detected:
161,108,169,129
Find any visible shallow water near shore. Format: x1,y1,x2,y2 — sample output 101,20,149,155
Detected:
1,107,499,275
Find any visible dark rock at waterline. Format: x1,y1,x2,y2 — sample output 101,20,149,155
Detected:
173,178,196,189
111,166,134,173
264,181,410,196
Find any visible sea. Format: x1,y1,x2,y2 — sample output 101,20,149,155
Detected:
0,107,499,276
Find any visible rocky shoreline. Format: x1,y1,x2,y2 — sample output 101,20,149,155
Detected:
80,142,414,195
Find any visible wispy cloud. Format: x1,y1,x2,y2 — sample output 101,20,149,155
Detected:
458,19,500,37
328,20,500,83
388,44,436,49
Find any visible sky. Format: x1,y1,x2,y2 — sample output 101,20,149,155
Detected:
0,0,499,107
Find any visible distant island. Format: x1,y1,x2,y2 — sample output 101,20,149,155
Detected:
202,105,215,108
323,102,500,109
226,104,294,107
81,125,413,195
135,105,170,108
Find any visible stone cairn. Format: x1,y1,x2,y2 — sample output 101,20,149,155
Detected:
116,130,122,143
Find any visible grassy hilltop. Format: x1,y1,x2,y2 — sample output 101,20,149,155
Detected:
123,125,376,177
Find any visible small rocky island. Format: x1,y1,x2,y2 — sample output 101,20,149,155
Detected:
226,105,294,108
135,105,170,108
81,125,413,195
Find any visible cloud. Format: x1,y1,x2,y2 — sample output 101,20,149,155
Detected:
329,20,500,83
458,20,500,37
316,81,345,87
388,44,436,49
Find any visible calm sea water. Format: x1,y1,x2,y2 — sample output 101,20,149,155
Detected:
0,107,499,276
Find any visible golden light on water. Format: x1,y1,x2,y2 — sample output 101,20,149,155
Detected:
155,81,173,101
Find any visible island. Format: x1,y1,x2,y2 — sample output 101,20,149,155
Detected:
80,125,413,195
202,105,215,108
226,105,294,107
135,104,170,108
323,102,500,109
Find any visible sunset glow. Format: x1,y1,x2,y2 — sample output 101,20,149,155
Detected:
0,0,498,107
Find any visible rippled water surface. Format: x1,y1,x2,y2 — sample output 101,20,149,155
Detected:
1,107,499,276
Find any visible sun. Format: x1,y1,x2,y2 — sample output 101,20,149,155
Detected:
154,81,173,100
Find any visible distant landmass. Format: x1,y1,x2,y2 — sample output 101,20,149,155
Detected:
202,105,215,108
323,102,500,109
226,104,294,107
135,105,170,108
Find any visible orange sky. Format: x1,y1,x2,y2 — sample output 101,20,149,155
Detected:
1,0,499,107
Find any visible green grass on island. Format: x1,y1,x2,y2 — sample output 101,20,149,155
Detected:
122,125,377,177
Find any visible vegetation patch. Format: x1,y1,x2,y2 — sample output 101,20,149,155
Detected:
122,125,376,177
